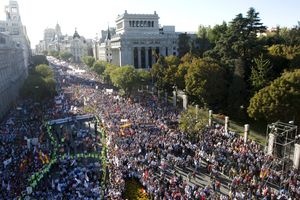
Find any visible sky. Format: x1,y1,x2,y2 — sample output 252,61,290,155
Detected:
0,0,299,48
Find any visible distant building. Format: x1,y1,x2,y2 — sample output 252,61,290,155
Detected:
36,25,92,63
0,0,31,119
70,29,88,62
93,11,179,68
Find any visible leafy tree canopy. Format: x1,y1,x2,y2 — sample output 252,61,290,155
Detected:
185,57,227,109
82,56,95,68
110,65,138,95
179,106,209,142
248,69,300,124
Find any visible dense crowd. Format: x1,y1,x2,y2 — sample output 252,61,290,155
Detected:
1,58,299,199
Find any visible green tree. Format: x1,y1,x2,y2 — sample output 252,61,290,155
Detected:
178,33,191,58
227,58,248,117
49,50,59,58
82,56,95,68
250,54,272,91
32,55,49,66
151,56,180,92
248,69,300,123
92,61,106,75
175,53,194,90
136,69,151,86
21,64,56,101
207,22,228,45
59,51,72,61
103,63,118,84
110,65,138,95
35,64,54,78
185,57,227,110
179,106,209,141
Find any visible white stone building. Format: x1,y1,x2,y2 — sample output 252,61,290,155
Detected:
70,29,88,62
0,1,30,119
94,11,179,68
0,0,31,73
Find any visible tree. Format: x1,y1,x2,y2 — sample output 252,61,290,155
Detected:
179,106,209,142
178,33,191,58
176,53,194,90
32,55,49,66
21,64,56,101
82,56,95,68
207,7,266,70
250,54,272,91
49,50,59,58
93,61,106,75
59,51,72,61
136,69,151,86
185,57,227,110
103,63,118,84
110,65,138,95
248,69,300,124
35,64,54,78
227,58,248,117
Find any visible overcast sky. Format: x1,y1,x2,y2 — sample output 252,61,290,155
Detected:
0,0,299,48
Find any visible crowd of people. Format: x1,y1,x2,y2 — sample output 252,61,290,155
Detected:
1,57,299,199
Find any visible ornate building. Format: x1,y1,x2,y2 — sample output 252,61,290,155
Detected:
70,29,88,62
93,11,179,68
0,0,31,119
36,26,91,63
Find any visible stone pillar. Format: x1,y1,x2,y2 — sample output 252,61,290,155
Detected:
161,47,166,56
224,116,229,133
145,47,149,68
293,144,300,169
208,110,213,126
195,105,199,118
267,133,276,155
173,90,176,107
138,47,141,68
119,48,122,66
182,94,188,110
244,124,250,144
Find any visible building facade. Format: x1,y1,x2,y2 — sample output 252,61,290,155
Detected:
36,25,91,63
0,0,31,119
94,11,179,68
70,29,88,62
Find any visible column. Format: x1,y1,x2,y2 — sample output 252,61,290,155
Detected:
267,133,276,155
132,47,135,66
145,47,149,68
161,47,166,56
244,124,250,144
208,110,213,126
293,144,300,169
182,94,188,110
224,116,229,133
119,48,122,66
173,90,176,107
138,47,141,68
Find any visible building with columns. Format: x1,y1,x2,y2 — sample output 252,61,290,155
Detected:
0,0,30,119
94,11,179,68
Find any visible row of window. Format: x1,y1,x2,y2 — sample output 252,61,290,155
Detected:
129,20,154,28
